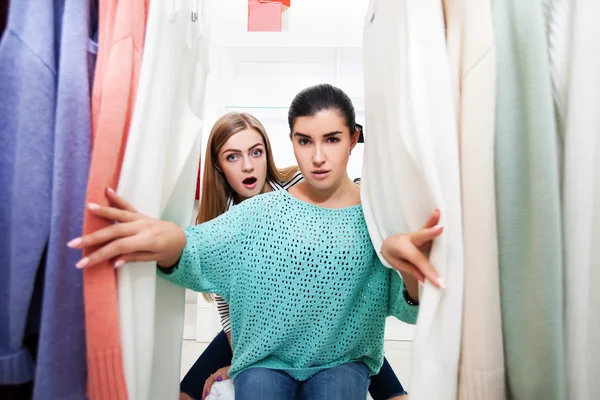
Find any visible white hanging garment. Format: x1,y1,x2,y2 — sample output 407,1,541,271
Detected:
443,0,506,398
115,0,210,398
561,1,600,399
361,1,464,399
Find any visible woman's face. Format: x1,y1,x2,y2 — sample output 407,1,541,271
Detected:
291,110,356,192
218,128,269,201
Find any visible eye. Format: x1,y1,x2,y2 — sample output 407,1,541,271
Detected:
327,137,340,143
251,149,263,157
226,154,239,162
298,138,310,146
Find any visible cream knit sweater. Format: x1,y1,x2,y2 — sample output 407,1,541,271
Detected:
443,0,506,398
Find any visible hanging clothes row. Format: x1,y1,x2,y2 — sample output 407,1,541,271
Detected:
82,0,149,397
0,0,97,398
361,0,599,399
0,0,210,398
361,1,465,399
115,0,210,398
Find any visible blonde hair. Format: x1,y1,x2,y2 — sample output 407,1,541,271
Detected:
197,112,298,301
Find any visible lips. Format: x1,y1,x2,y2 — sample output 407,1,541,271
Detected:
312,170,330,180
242,176,258,189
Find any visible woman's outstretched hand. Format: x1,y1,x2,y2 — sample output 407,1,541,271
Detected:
67,187,187,269
381,209,444,301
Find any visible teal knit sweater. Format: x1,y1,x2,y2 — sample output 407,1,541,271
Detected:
159,190,418,380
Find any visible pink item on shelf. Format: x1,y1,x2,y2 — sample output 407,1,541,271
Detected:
247,0,290,32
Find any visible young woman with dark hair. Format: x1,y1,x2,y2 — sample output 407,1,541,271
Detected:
70,84,443,400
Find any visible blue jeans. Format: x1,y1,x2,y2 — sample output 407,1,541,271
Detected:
234,362,370,400
181,330,407,399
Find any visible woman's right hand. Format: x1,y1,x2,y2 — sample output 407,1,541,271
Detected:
202,366,231,400
68,187,187,269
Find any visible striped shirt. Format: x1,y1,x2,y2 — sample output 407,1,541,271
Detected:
215,170,304,332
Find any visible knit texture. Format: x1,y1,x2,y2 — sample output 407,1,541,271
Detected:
443,0,507,398
492,0,566,398
0,0,59,385
216,169,304,333
83,0,148,398
32,0,96,398
160,190,418,381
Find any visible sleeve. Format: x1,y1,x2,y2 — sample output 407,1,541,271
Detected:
387,269,419,324
157,202,249,300
215,295,232,333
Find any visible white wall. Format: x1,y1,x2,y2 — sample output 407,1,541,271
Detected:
207,0,369,47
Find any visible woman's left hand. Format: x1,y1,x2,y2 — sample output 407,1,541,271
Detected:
202,366,231,399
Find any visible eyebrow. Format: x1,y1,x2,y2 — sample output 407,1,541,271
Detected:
222,142,264,154
293,131,343,138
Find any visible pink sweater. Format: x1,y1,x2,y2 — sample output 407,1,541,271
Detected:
83,0,148,398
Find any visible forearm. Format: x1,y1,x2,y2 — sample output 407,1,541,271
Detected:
400,273,419,303
157,250,183,269
157,226,231,295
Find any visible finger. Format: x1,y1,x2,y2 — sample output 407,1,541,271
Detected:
106,187,138,212
400,242,443,288
113,252,160,267
77,236,146,268
202,376,215,400
69,222,139,250
385,257,425,284
410,225,443,248
420,209,440,230
87,203,140,223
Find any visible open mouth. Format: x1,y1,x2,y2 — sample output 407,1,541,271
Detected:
242,176,258,188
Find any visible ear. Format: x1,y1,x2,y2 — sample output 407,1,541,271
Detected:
215,163,223,174
350,127,360,152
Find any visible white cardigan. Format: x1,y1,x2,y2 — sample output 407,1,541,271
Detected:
443,0,506,398
115,1,210,399
560,1,600,399
361,1,464,399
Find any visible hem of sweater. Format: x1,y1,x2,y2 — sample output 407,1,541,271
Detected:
229,358,371,382
410,360,459,399
0,348,34,384
458,366,507,400
87,347,128,400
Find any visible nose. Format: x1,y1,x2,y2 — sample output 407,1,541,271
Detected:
242,155,254,173
312,144,326,167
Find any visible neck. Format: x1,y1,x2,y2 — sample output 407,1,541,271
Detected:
301,175,357,207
